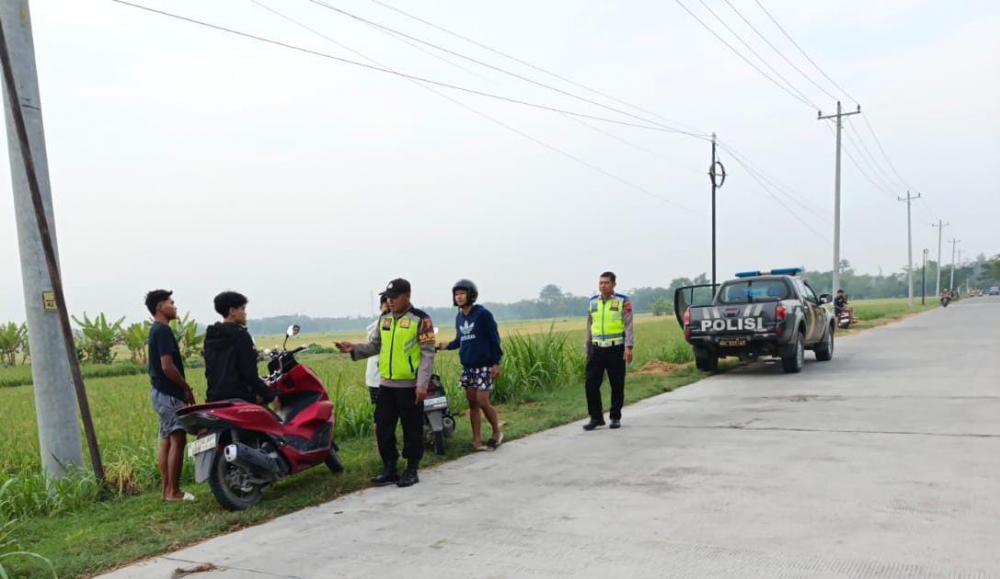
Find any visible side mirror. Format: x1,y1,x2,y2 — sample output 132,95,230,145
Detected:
282,325,301,350
819,294,832,304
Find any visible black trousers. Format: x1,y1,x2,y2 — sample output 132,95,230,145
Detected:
375,386,424,470
585,345,626,421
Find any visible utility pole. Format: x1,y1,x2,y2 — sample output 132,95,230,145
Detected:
957,250,963,295
0,1,103,480
818,101,862,296
949,238,960,291
898,192,920,307
932,220,948,296
921,249,928,305
708,132,726,293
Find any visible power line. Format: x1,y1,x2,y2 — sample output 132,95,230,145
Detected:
248,0,705,216
843,119,901,194
719,0,838,102
823,121,895,198
306,0,707,138
363,0,707,136
110,0,689,136
726,152,830,241
672,0,816,110
751,0,859,105
859,113,916,191
693,0,818,109
715,139,828,219
359,0,837,234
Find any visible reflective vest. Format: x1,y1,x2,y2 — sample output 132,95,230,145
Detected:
590,294,627,345
378,309,427,380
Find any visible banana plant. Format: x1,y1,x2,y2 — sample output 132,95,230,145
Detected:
123,321,152,364
0,322,27,367
71,312,125,365
169,313,205,361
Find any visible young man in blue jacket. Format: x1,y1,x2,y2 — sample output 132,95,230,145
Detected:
438,279,504,450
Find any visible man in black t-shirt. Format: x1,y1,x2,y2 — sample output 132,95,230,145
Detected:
145,289,196,502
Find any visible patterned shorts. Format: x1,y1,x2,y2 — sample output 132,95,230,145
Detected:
460,366,494,392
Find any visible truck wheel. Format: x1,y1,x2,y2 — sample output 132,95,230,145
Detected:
814,325,834,361
696,354,719,372
781,331,805,374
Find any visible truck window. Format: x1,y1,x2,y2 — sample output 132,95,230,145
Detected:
719,279,790,304
800,282,819,304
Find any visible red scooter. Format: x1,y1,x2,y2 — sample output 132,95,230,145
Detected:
178,325,343,510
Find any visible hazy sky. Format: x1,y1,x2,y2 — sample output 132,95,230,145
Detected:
2,0,998,324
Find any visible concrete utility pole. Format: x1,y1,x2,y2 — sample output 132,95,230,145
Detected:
1,0,102,480
932,220,948,296
949,238,960,291
898,192,920,307
818,101,861,296
921,248,928,305
957,250,964,295
708,132,726,292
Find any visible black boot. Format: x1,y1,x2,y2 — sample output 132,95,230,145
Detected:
370,464,399,486
397,468,419,488
582,418,606,431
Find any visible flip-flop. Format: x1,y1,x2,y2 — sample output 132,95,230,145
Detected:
164,492,196,502
485,433,504,450
472,443,489,451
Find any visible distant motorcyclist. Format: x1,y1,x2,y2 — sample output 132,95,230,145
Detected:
834,289,854,321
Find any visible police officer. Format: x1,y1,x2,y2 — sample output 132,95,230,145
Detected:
583,271,635,431
336,278,436,487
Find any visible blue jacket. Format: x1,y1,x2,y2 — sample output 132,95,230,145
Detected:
444,305,503,369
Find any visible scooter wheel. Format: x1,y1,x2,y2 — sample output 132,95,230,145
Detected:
209,446,264,511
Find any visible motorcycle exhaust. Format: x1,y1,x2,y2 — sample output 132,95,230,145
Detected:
223,443,287,481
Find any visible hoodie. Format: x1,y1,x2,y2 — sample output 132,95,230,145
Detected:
203,322,275,403
443,305,503,369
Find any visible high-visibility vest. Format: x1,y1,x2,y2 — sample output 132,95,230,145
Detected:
590,294,628,345
377,309,429,380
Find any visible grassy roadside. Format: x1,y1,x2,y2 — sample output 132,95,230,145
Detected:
4,299,935,578
7,367,706,578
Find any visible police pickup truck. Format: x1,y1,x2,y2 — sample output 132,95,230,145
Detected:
673,268,835,374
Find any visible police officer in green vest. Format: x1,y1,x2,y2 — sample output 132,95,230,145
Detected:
336,278,436,487
583,271,635,431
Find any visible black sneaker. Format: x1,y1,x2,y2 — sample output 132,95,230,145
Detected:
370,471,400,486
609,419,621,429
582,419,606,431
396,469,419,488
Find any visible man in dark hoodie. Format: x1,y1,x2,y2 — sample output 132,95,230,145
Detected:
438,279,504,450
203,291,276,404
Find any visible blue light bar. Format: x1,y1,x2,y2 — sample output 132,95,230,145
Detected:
733,267,803,278
770,267,803,276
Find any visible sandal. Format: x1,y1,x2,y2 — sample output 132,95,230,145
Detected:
472,443,488,451
164,492,196,502
485,433,504,450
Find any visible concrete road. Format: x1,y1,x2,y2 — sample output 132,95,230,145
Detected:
102,298,1000,579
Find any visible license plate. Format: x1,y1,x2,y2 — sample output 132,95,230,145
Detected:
188,433,218,457
718,338,746,347
423,396,447,409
